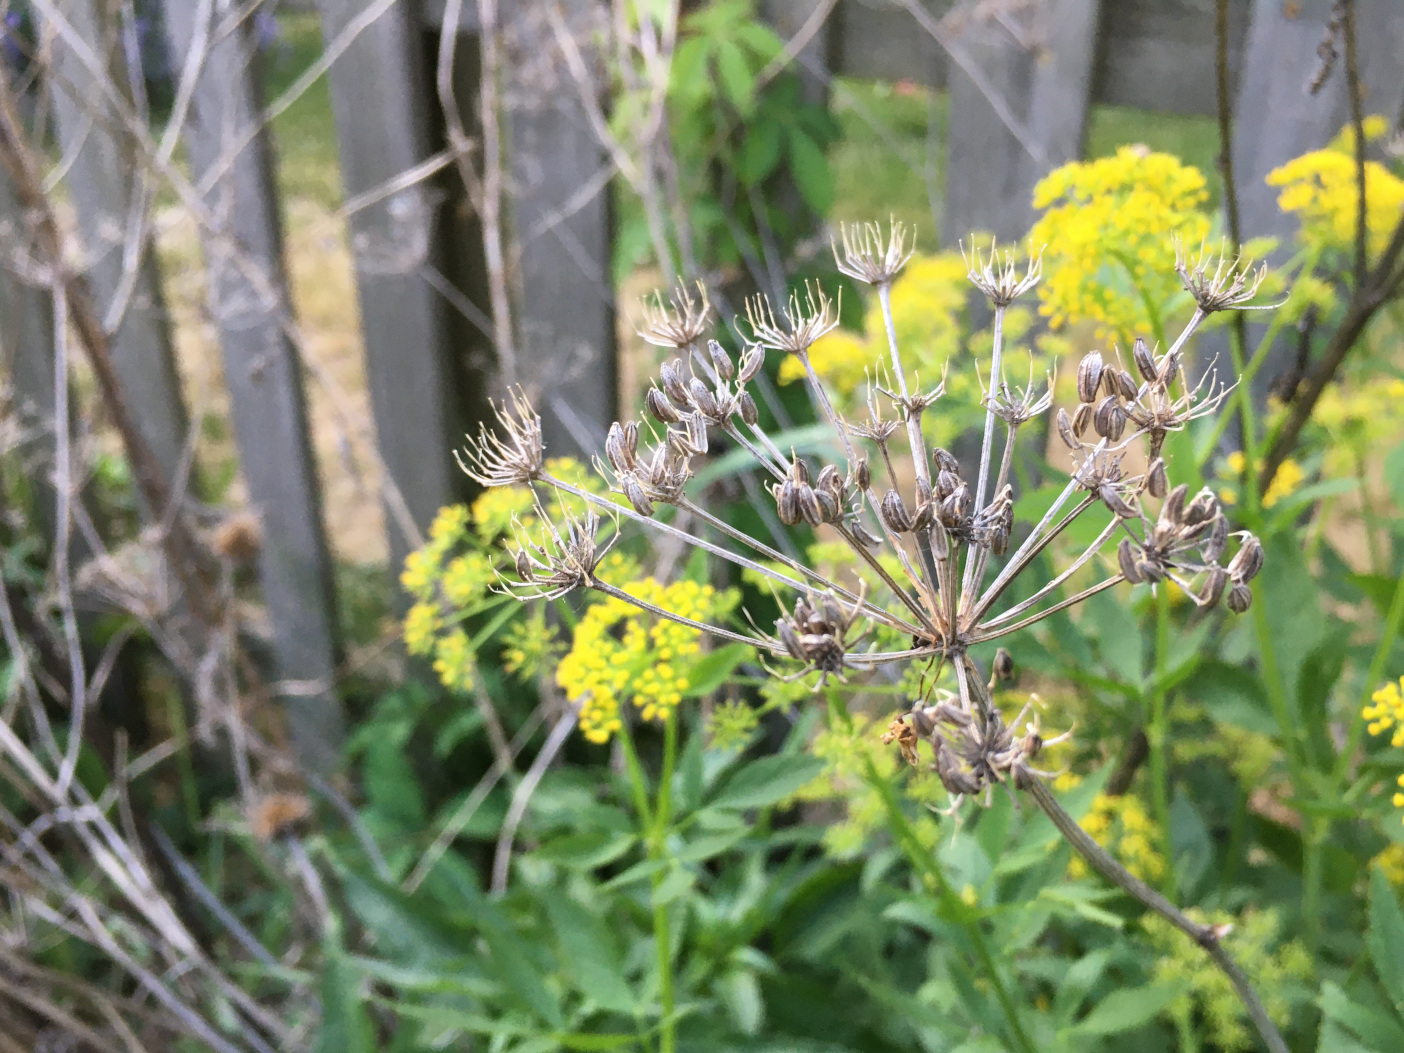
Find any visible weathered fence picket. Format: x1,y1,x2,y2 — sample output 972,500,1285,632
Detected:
38,0,191,492
316,0,471,569
161,0,345,771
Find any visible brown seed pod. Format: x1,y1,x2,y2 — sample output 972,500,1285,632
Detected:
707,339,734,382
645,387,682,424
1200,565,1229,607
992,647,1015,682
1077,351,1104,403
1057,407,1078,450
881,489,915,532
1133,336,1157,383
737,345,766,384
853,457,871,492
1228,535,1264,583
1072,401,1094,438
622,475,654,517
737,390,759,426
1114,369,1139,401
1118,538,1143,583
1147,457,1168,498
1227,582,1253,613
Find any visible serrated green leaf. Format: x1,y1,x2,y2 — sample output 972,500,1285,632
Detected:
709,753,825,811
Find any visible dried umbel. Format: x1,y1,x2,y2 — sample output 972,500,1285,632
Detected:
461,221,1267,780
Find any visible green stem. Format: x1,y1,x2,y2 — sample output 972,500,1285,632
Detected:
866,761,1037,1053
1334,570,1404,786
651,709,679,1053
1302,818,1324,954
1148,585,1177,899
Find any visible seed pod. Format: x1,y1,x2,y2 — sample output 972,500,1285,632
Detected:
1072,401,1094,438
1147,457,1168,498
1118,538,1143,583
776,618,803,658
796,485,823,526
1100,483,1136,519
1114,369,1139,401
685,412,709,454
853,457,871,492
1185,489,1218,525
646,387,681,424
514,549,533,581
688,377,719,420
1158,347,1183,385
605,421,631,472
1057,407,1078,450
1228,534,1264,583
1077,351,1104,403
881,489,915,532
1093,395,1123,440
1163,483,1188,525
946,482,970,516
814,489,839,523
776,480,801,525
707,339,734,382
993,648,1015,682
933,447,961,475
915,475,933,508
988,515,1011,555
622,475,654,517
912,498,934,531
816,464,842,498
929,518,950,559
1200,565,1229,607
660,359,690,408
1138,558,1165,583
1227,582,1253,613
737,390,759,426
788,457,809,485
1133,336,1157,383
1203,515,1228,563
737,345,765,384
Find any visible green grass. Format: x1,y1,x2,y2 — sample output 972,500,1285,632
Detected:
264,13,342,205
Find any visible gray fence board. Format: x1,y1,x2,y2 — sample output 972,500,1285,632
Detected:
942,0,1102,242
503,2,616,456
39,0,191,490
1227,0,1404,401
316,0,468,569
161,0,345,772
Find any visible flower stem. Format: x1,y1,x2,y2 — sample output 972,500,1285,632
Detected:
652,711,679,1053
1149,584,1177,899
1023,774,1289,1053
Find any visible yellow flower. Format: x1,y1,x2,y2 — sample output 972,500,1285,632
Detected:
428,504,471,545
1267,116,1404,263
1371,842,1404,887
1030,147,1212,347
432,629,477,693
403,601,441,657
1066,790,1167,883
1365,677,1404,748
471,484,536,540
399,548,439,600
441,552,494,607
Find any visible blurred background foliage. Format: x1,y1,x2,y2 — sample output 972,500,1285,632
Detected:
3,2,1404,1052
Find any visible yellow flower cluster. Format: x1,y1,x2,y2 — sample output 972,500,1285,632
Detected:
1217,451,1306,510
1372,842,1404,887
1267,116,1404,263
1030,147,1212,347
1144,908,1310,1052
432,628,476,692
501,610,560,679
557,578,738,743
1310,377,1404,476
1065,786,1166,884
1363,676,1404,747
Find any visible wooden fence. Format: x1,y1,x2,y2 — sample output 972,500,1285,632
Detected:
1,0,1400,771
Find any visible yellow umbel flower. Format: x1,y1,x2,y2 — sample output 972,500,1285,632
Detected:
556,577,738,743
1030,147,1212,347
1059,778,1167,884
1364,676,1404,748
432,629,476,692
1267,116,1404,263
1216,451,1305,509
1371,842,1404,887
403,601,442,657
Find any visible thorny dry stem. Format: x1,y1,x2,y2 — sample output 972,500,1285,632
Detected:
464,221,1285,1051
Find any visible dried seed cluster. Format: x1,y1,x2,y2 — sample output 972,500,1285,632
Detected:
461,222,1271,802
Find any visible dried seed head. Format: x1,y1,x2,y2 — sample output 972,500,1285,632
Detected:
932,447,961,475
1113,369,1139,401
992,648,1014,683
962,238,1043,306
737,344,766,384
1056,407,1078,450
457,388,545,486
1072,401,1094,438
881,489,915,533
1118,537,1143,583
853,457,871,492
1227,582,1253,613
645,386,682,424
707,339,735,382
507,508,608,599
1146,457,1168,498
833,219,915,285
1228,534,1264,583
774,592,863,683
746,284,840,355
637,282,711,348
1199,565,1229,607
737,390,759,426
1175,239,1273,313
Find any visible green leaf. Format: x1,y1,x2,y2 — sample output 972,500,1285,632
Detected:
1065,981,1184,1036
543,896,636,1013
1369,868,1404,1014
363,734,426,829
316,922,376,1053
1386,439,1404,510
1319,981,1404,1050
338,868,470,968
532,830,637,870
457,881,564,1028
683,643,752,697
1187,660,1276,734
736,122,784,185
719,969,765,1035
715,40,755,113
787,128,833,214
709,753,825,811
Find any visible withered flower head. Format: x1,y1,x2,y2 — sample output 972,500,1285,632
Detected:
746,284,839,355
637,281,712,349
456,387,544,486
506,507,609,599
962,237,1043,307
1174,239,1273,313
833,219,915,285
773,591,866,685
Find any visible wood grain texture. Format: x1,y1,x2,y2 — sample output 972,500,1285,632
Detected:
162,0,345,771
